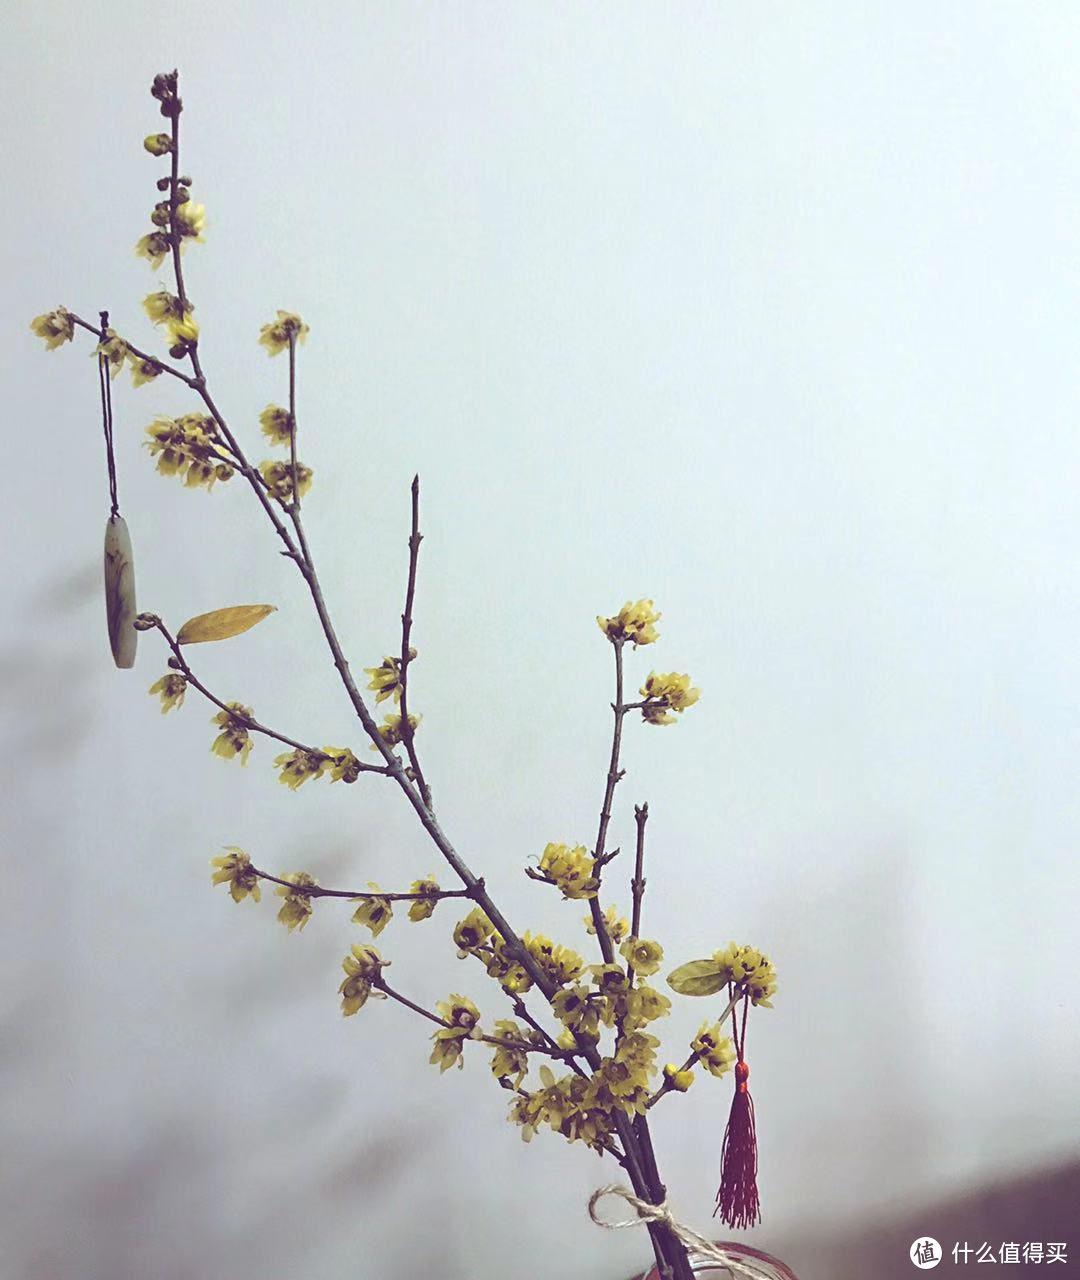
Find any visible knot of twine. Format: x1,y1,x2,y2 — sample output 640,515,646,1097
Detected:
588,1185,785,1280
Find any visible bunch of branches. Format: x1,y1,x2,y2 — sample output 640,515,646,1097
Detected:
31,71,783,1280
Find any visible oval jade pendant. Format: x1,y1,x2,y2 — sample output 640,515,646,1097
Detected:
104,514,137,668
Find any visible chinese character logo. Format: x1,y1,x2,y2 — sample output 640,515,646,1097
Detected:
910,1237,942,1269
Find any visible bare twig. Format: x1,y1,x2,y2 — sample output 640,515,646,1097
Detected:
398,475,431,808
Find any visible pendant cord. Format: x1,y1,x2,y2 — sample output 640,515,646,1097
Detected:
98,309,120,518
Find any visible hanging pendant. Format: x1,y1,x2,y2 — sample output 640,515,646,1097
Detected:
104,513,137,668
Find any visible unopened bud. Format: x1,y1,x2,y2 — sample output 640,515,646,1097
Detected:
133,612,161,631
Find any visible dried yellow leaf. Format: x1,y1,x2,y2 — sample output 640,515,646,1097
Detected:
177,604,277,645
666,959,727,997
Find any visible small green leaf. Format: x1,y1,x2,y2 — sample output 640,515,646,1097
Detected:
177,604,276,644
666,959,726,997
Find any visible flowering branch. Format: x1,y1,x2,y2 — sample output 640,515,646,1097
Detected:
143,616,392,776
249,866,471,903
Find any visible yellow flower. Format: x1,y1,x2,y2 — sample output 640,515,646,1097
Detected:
597,599,661,647
537,842,598,900
339,942,385,1015
351,884,393,937
584,903,630,945
259,460,313,504
211,702,254,764
129,354,163,387
372,711,419,750
622,983,672,1029
453,907,494,956
640,671,700,725
174,200,205,241
620,936,664,977
166,315,200,348
275,871,317,932
552,985,600,1039
148,672,186,713
210,847,261,904
259,404,293,446
320,746,360,783
407,877,440,922
95,330,128,378
663,1063,696,1092
146,414,230,489
30,308,75,350
273,747,325,789
508,1091,545,1142
364,653,414,704
143,133,173,156
524,933,585,987
490,1019,531,1087
484,937,533,994
430,995,481,1072
259,310,310,356
143,290,190,326
135,232,171,268
711,942,778,1007
691,1022,736,1077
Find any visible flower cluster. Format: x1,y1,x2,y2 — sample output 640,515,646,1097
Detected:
211,702,254,764
146,413,234,489
364,653,414,704
640,671,701,725
509,1031,661,1152
712,942,778,1007
536,842,599,900
259,404,294,446
429,995,482,1072
351,885,393,937
597,599,661,647
259,310,310,356
407,877,441,922
339,943,385,1015
584,903,630,945
373,712,420,749
30,308,74,350
142,289,199,356
620,936,664,977
275,872,317,932
210,847,261,904
259,460,313,504
690,1022,736,1077
95,330,128,379
149,672,187,713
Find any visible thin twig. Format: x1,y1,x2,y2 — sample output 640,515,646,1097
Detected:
398,475,431,808
375,980,575,1060
249,866,471,903
644,988,746,1111
586,638,629,964
69,312,195,386
151,619,392,775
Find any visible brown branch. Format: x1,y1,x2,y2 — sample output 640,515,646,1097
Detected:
68,312,196,386
630,802,648,948
150,619,392,776
397,474,431,808
375,980,576,1060
249,866,472,903
586,638,629,964
644,988,746,1111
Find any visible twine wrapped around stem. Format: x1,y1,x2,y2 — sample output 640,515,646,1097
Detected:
588,1185,795,1280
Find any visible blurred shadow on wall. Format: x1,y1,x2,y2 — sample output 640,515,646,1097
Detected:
2,570,431,1280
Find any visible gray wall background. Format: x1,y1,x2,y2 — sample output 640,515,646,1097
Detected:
5,4,1078,1278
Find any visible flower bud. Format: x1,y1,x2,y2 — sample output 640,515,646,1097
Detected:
143,133,173,157
133,612,161,631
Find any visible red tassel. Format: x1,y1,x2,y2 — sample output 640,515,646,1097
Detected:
715,1057,760,1229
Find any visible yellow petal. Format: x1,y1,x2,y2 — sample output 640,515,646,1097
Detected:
666,959,727,997
177,604,277,645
